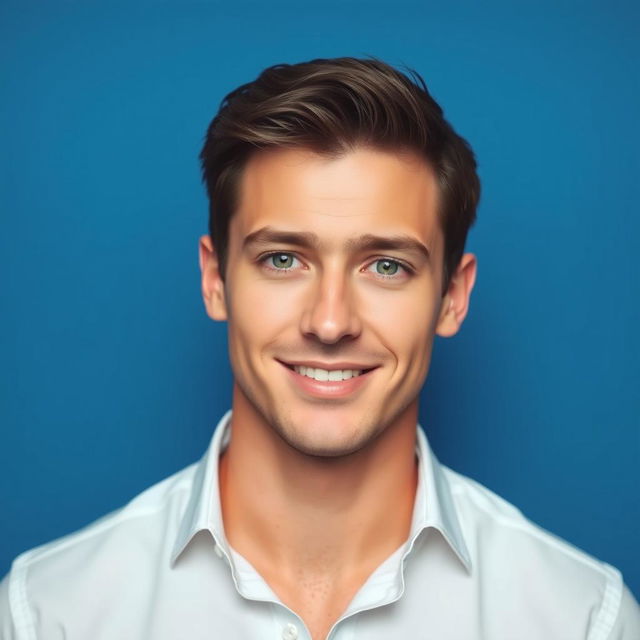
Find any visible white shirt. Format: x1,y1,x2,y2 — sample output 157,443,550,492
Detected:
1,411,638,639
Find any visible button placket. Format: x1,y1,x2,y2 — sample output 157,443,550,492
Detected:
282,622,299,640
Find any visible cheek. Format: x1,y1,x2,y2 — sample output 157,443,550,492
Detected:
364,286,439,365
227,277,306,343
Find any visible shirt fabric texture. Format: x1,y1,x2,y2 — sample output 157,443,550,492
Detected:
1,411,639,639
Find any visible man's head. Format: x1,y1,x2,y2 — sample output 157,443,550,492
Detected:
200,57,480,294
199,58,479,458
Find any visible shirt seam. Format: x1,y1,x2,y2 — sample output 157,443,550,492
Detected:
17,480,194,570
450,482,612,578
8,558,37,640
586,564,623,640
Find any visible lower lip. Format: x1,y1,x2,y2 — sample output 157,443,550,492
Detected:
279,362,375,399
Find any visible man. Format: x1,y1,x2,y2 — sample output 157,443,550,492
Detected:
1,57,638,639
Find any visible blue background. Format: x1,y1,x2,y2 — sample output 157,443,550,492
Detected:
1,0,638,598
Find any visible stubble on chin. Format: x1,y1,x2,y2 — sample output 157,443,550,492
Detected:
233,371,412,459
262,401,390,459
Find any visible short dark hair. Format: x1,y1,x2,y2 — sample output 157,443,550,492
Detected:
200,57,480,292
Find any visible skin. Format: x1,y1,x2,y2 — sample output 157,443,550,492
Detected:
199,147,476,640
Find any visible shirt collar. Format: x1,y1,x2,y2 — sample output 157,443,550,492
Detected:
170,410,232,566
411,427,471,572
171,411,471,573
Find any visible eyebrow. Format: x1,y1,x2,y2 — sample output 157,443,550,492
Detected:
243,227,320,250
243,226,431,262
347,233,431,263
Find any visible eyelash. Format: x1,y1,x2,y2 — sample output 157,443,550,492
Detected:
258,252,413,280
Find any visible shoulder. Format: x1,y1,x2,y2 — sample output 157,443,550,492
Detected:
442,466,640,639
0,463,197,638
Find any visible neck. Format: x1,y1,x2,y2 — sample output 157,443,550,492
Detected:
219,385,419,581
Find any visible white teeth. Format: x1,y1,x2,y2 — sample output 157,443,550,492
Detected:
294,366,363,381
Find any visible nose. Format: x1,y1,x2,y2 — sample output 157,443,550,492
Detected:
300,268,362,344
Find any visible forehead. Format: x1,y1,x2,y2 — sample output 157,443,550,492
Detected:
232,146,442,253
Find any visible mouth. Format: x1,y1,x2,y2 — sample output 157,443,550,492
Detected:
291,364,375,381
277,360,378,398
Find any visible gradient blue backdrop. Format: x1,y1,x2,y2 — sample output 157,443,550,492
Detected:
1,1,638,597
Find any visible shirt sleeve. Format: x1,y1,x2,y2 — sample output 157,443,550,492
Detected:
0,571,18,640
605,583,640,640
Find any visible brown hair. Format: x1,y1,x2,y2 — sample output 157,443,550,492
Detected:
200,57,480,292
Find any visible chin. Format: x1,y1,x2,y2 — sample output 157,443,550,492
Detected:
284,436,367,459
272,412,383,459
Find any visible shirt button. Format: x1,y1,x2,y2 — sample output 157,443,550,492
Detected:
282,623,298,640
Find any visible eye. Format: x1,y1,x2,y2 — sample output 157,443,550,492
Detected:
261,252,301,272
365,258,409,279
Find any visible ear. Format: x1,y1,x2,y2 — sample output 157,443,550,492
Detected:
436,253,477,338
199,235,228,321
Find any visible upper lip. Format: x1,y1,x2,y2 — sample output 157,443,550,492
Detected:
278,359,379,371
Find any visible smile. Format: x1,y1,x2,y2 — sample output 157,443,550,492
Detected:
278,360,378,399
293,366,363,381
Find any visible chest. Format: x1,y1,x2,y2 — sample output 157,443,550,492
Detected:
270,576,362,640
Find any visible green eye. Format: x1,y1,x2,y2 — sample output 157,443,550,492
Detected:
270,253,295,269
375,259,400,276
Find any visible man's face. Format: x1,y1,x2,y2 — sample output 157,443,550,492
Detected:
201,147,475,457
